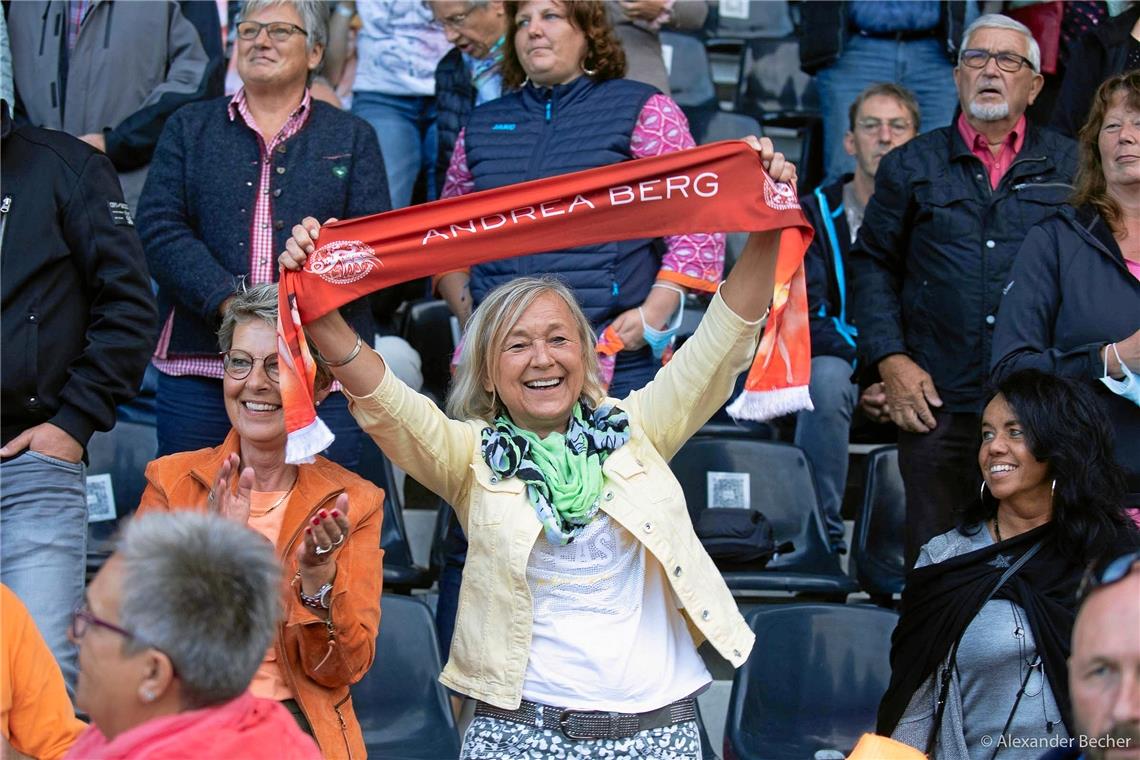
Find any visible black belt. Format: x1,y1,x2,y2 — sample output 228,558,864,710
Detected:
475,697,698,740
857,27,937,41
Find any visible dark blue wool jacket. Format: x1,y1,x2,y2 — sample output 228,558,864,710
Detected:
435,47,476,196
463,76,658,327
137,96,390,355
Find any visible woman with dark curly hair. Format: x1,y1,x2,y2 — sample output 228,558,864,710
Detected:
992,71,1140,509
435,0,724,399
878,370,1138,759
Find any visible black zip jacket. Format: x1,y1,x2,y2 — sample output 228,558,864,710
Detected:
991,205,1140,498
849,122,1077,412
801,175,858,364
0,106,157,450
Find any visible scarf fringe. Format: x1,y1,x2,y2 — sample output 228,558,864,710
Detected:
285,417,334,465
726,384,813,422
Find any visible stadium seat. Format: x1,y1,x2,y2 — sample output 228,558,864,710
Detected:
850,446,907,600
86,420,158,580
355,442,433,592
398,298,456,406
669,438,857,596
662,30,718,132
725,604,898,760
351,594,461,759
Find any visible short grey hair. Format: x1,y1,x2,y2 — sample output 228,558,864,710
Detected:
959,13,1041,73
239,0,328,54
446,276,606,422
218,282,333,392
117,513,282,710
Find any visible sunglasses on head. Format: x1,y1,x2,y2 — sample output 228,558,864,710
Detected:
1078,549,1140,602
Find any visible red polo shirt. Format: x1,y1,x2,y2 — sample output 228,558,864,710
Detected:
957,112,1027,189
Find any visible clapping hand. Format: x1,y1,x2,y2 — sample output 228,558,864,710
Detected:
208,453,254,524
298,493,351,569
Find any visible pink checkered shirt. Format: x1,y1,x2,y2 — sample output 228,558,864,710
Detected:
68,0,92,52
152,88,312,379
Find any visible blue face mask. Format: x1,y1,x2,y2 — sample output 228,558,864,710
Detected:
640,298,685,361
1100,343,1140,407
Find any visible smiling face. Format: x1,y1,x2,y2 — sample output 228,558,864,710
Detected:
434,1,507,60
488,292,586,437
844,94,918,182
1099,93,1140,195
954,26,1043,125
235,3,322,92
513,0,588,87
979,393,1052,513
223,320,286,449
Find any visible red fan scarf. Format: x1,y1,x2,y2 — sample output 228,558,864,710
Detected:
278,140,814,463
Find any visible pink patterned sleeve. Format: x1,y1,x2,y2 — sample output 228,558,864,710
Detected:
630,94,725,293
441,128,475,199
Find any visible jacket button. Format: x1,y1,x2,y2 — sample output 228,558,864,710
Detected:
275,220,284,230
604,491,614,501
975,173,984,182
276,144,287,154
673,565,682,577
27,396,37,405
701,609,711,621
490,476,499,484
246,181,253,187
239,242,245,247
985,239,996,249
27,314,35,322
273,188,282,197
276,166,286,175
643,522,653,533
985,315,996,326
240,208,246,214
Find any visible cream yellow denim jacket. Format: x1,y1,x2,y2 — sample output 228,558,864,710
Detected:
346,289,762,709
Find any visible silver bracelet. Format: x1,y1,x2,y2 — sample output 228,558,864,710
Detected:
326,335,363,367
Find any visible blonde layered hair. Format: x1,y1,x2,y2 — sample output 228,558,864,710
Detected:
446,277,606,423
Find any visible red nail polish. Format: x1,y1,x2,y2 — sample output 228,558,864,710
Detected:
311,517,320,526
331,510,340,518
319,510,328,519
306,527,312,534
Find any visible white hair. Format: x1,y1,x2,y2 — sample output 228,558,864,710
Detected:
959,13,1041,73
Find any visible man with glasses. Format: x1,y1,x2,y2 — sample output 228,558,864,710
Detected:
795,82,918,554
850,14,1078,569
432,1,509,198
1039,552,1140,759
137,0,390,469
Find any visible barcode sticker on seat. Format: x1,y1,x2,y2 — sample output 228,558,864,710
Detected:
86,473,116,523
708,472,750,509
720,0,749,20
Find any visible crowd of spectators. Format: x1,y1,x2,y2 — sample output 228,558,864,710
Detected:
1,1,1138,759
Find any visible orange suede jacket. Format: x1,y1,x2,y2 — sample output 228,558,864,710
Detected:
137,430,383,759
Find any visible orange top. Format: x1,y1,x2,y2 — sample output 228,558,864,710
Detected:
248,489,296,702
1,584,86,760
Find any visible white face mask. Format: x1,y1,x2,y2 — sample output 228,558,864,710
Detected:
1100,343,1140,407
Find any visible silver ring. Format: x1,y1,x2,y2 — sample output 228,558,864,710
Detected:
314,544,332,556
331,534,345,547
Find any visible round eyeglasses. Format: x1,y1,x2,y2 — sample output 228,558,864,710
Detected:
959,48,1035,73
221,350,280,382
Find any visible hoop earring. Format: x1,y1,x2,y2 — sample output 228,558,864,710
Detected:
1051,479,1056,501
979,481,988,502
580,59,598,76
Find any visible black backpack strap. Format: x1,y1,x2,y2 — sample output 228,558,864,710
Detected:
923,539,1045,758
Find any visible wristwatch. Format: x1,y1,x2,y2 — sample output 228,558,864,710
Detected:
299,582,333,610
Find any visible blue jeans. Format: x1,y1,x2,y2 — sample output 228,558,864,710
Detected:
155,373,365,470
1,450,89,694
795,355,858,546
815,35,957,182
352,91,437,209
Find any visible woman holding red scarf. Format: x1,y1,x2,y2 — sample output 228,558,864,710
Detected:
282,137,791,759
